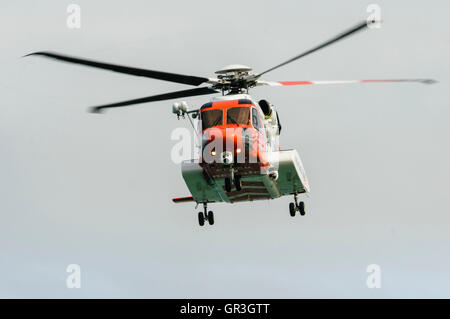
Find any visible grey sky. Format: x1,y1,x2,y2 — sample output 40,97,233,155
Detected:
0,0,449,298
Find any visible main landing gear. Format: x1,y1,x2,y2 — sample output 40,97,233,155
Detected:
289,193,306,217
224,169,242,192
198,203,214,226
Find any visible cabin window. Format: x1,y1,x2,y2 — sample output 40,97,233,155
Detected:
226,107,250,126
252,107,261,131
201,109,223,129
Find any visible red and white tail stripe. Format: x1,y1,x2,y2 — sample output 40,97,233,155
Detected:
257,79,436,86
172,196,194,203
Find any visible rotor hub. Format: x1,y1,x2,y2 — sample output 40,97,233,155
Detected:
213,65,256,94
215,64,252,75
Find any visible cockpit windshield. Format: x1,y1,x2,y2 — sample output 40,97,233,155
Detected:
201,109,223,129
226,107,250,126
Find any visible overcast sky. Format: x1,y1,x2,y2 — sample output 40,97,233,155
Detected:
1,0,449,298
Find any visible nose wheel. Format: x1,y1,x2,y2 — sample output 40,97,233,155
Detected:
289,193,306,217
224,169,242,192
198,203,214,226
234,174,242,191
225,177,232,192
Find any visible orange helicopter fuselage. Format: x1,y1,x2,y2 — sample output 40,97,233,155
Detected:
199,98,268,180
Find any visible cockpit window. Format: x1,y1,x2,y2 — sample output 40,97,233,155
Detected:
226,107,250,126
201,109,223,129
252,107,261,131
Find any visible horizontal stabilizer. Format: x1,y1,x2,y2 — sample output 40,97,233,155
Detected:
172,196,195,203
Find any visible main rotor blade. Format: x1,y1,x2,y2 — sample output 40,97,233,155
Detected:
90,87,219,113
257,78,437,86
25,51,210,86
256,20,375,78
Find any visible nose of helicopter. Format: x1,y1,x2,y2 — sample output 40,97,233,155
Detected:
207,127,243,152
202,127,258,164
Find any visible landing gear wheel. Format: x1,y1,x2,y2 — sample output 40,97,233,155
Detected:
224,177,232,192
207,211,214,225
234,175,242,191
198,212,205,226
298,201,305,216
289,202,296,217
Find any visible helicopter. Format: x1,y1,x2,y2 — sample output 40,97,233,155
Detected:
26,20,435,226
